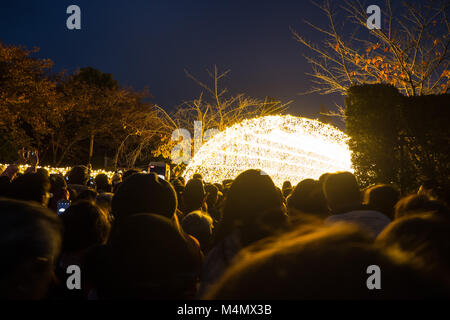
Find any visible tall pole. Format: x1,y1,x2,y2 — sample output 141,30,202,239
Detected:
88,133,94,167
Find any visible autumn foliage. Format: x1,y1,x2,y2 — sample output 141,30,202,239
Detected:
292,0,449,97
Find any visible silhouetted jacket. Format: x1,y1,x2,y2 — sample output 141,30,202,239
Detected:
325,209,391,238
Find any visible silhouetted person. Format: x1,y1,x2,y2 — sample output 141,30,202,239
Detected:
95,173,112,193
199,169,289,296
282,181,293,198
108,172,203,278
205,184,221,223
122,168,141,181
60,201,111,254
318,172,330,186
54,201,111,299
394,194,449,219
206,223,449,299
111,173,178,222
0,199,62,299
67,165,91,195
323,172,390,237
86,214,201,299
363,184,400,220
36,167,49,179
287,179,329,223
111,172,122,192
182,210,214,253
377,213,450,286
9,172,51,207
67,165,89,185
48,174,70,213
182,178,206,215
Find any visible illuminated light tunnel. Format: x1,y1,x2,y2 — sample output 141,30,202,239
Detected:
183,115,353,187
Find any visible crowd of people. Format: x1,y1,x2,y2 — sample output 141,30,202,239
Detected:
0,163,449,299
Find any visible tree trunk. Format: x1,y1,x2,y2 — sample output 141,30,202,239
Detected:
88,133,94,166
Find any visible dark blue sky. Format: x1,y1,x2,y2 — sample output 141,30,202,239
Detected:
0,0,386,119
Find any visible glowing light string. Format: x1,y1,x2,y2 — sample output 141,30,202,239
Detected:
0,164,117,179
183,115,353,187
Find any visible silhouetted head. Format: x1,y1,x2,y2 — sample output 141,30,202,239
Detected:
182,210,214,252
363,184,400,220
282,181,293,198
205,184,219,208
287,179,328,216
122,168,141,181
9,173,51,206
95,173,111,193
182,178,205,214
36,168,49,179
215,169,287,246
48,174,68,212
111,173,177,221
395,194,449,219
323,172,361,214
60,200,111,253
67,165,89,185
50,174,67,193
377,213,450,285
0,199,62,299
192,173,203,181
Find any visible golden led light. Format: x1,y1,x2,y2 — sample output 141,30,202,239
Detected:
0,164,116,179
183,115,353,187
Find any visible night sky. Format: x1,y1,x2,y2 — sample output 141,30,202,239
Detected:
1,0,387,121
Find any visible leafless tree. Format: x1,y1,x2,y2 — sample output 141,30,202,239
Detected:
152,66,291,160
